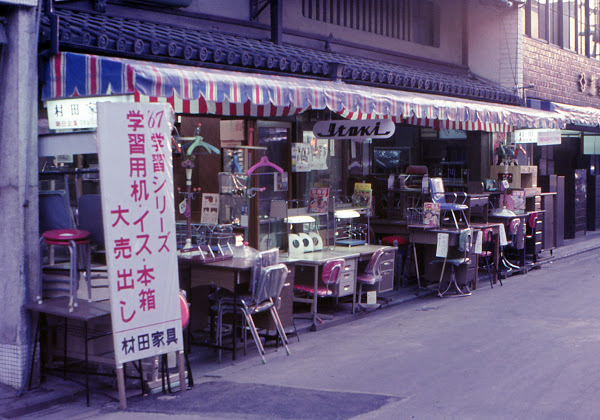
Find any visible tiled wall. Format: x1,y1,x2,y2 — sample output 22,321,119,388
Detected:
523,36,600,107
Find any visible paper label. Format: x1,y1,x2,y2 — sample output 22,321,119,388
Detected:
436,233,449,258
474,230,483,254
499,224,508,246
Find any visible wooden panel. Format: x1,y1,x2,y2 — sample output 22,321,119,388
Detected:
541,194,555,250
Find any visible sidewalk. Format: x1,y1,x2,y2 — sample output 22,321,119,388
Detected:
3,231,600,418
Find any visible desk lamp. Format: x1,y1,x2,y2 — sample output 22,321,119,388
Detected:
491,179,516,217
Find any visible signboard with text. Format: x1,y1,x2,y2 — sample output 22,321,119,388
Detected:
312,119,395,140
47,95,133,130
514,129,561,145
96,102,183,365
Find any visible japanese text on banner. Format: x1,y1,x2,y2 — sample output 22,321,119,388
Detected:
96,102,183,365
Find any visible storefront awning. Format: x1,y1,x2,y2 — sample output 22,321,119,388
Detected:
550,102,600,128
43,52,565,132
528,99,600,128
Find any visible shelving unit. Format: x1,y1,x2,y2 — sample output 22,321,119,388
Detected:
431,162,469,191
333,197,371,248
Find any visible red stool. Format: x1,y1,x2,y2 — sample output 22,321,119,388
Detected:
38,229,92,311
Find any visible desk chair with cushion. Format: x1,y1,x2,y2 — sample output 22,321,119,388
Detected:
293,259,345,323
356,248,385,310
501,218,522,274
432,228,473,297
215,249,291,364
429,177,469,230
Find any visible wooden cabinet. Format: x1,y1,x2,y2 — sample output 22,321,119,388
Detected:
587,174,600,231
565,169,587,239
539,175,565,246
490,165,537,189
541,193,555,250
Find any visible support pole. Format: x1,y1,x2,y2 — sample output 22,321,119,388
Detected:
116,365,127,409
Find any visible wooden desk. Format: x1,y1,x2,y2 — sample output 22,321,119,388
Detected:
25,298,112,407
179,257,253,361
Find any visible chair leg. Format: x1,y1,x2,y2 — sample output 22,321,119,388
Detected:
243,310,266,364
269,306,290,356
450,210,459,230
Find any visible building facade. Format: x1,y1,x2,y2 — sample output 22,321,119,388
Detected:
1,0,571,387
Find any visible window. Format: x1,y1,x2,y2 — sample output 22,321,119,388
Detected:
302,0,440,47
526,0,600,59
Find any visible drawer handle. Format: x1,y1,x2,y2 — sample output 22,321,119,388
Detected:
342,284,350,290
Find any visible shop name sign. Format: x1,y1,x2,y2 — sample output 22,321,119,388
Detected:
514,128,561,146
46,95,133,130
312,119,395,140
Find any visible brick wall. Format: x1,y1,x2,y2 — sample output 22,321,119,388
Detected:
523,36,600,107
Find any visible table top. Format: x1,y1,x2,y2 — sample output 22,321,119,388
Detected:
280,249,361,265
488,209,545,220
25,298,111,322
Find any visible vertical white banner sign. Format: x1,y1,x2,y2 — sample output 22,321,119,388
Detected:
96,102,183,365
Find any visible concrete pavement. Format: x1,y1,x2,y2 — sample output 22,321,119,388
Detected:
3,231,600,419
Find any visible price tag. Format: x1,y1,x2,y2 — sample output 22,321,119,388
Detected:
436,233,449,258
499,224,508,246
474,230,483,254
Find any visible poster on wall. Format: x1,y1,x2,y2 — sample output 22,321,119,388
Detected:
292,143,311,172
96,102,183,366
201,193,220,225
312,139,329,171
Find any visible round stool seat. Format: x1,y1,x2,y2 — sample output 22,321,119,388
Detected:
381,236,408,247
42,229,91,245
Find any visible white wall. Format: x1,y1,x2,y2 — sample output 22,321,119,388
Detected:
268,0,465,66
468,0,522,90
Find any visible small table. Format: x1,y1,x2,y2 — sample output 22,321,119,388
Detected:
25,298,112,407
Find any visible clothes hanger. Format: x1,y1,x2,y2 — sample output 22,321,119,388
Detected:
246,155,284,175
180,123,221,155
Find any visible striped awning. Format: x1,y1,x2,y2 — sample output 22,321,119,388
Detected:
43,51,565,132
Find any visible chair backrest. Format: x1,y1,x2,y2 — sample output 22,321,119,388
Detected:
429,177,446,204
253,263,289,305
250,248,279,300
39,190,76,233
528,212,538,229
364,249,385,277
509,218,521,235
321,259,345,286
78,194,104,249
458,228,472,253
